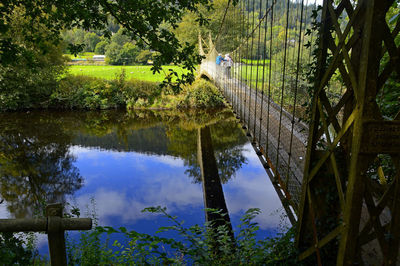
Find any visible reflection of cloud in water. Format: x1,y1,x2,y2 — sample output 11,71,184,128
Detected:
224,146,289,230
71,144,287,230
155,156,184,168
0,203,9,218
241,144,263,168
71,146,183,170
75,176,203,225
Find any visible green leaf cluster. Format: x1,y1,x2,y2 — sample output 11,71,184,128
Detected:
66,207,302,265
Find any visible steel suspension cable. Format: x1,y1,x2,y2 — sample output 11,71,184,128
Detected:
232,0,277,56
265,2,274,157
258,0,271,147
243,0,250,124
275,0,292,175
214,0,232,53
253,0,264,139
233,3,240,113
247,0,256,130
299,0,310,113
285,0,305,185
239,0,245,120
231,3,235,106
235,3,241,113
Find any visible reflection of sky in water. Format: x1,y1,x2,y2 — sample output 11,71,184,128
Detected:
32,143,290,255
35,143,288,254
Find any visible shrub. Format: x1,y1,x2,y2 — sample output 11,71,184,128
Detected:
51,73,160,110
178,79,225,109
50,75,224,110
66,207,302,265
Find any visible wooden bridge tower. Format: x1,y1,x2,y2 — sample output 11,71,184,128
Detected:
297,0,400,264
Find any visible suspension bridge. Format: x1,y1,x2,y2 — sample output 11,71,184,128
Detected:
198,0,400,264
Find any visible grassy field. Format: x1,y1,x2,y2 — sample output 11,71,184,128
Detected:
67,65,191,82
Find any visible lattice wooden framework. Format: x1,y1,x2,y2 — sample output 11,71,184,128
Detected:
297,0,400,264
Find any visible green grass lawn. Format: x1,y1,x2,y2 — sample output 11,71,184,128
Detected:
67,65,191,82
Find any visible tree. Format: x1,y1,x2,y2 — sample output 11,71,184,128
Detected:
95,39,109,54
175,0,244,53
111,28,131,46
84,32,101,52
136,50,153,65
0,7,65,110
105,42,123,65
1,0,215,92
119,42,140,65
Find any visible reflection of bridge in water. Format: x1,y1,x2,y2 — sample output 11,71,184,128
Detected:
197,0,400,264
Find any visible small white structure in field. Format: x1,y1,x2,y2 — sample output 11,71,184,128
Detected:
92,55,106,61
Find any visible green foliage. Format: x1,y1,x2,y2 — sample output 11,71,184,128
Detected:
95,40,109,55
136,50,153,65
120,43,140,65
51,73,160,110
67,207,301,265
105,42,140,65
1,0,214,95
0,6,66,111
84,32,101,52
53,71,224,110
0,232,36,264
105,42,123,65
111,28,131,47
178,79,225,109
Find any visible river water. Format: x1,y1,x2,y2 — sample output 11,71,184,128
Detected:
0,109,288,255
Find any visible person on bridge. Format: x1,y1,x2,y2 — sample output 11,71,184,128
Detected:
216,53,225,66
224,54,233,79
216,53,226,80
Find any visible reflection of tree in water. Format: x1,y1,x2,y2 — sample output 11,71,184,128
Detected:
167,120,248,184
0,109,247,217
0,113,83,218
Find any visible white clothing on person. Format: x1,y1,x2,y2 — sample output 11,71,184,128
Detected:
224,54,233,78
224,54,233,67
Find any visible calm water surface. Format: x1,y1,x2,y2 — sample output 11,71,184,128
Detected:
0,109,288,254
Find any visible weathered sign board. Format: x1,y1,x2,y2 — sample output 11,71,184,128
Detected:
361,120,400,154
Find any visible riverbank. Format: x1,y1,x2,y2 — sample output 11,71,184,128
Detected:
51,73,224,110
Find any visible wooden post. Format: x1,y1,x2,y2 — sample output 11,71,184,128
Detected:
46,203,67,266
0,203,92,266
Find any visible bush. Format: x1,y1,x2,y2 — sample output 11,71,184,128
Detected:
178,79,225,109
51,72,160,110
0,232,37,264
50,74,225,110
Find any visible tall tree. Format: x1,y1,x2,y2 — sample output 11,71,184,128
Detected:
0,6,65,110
